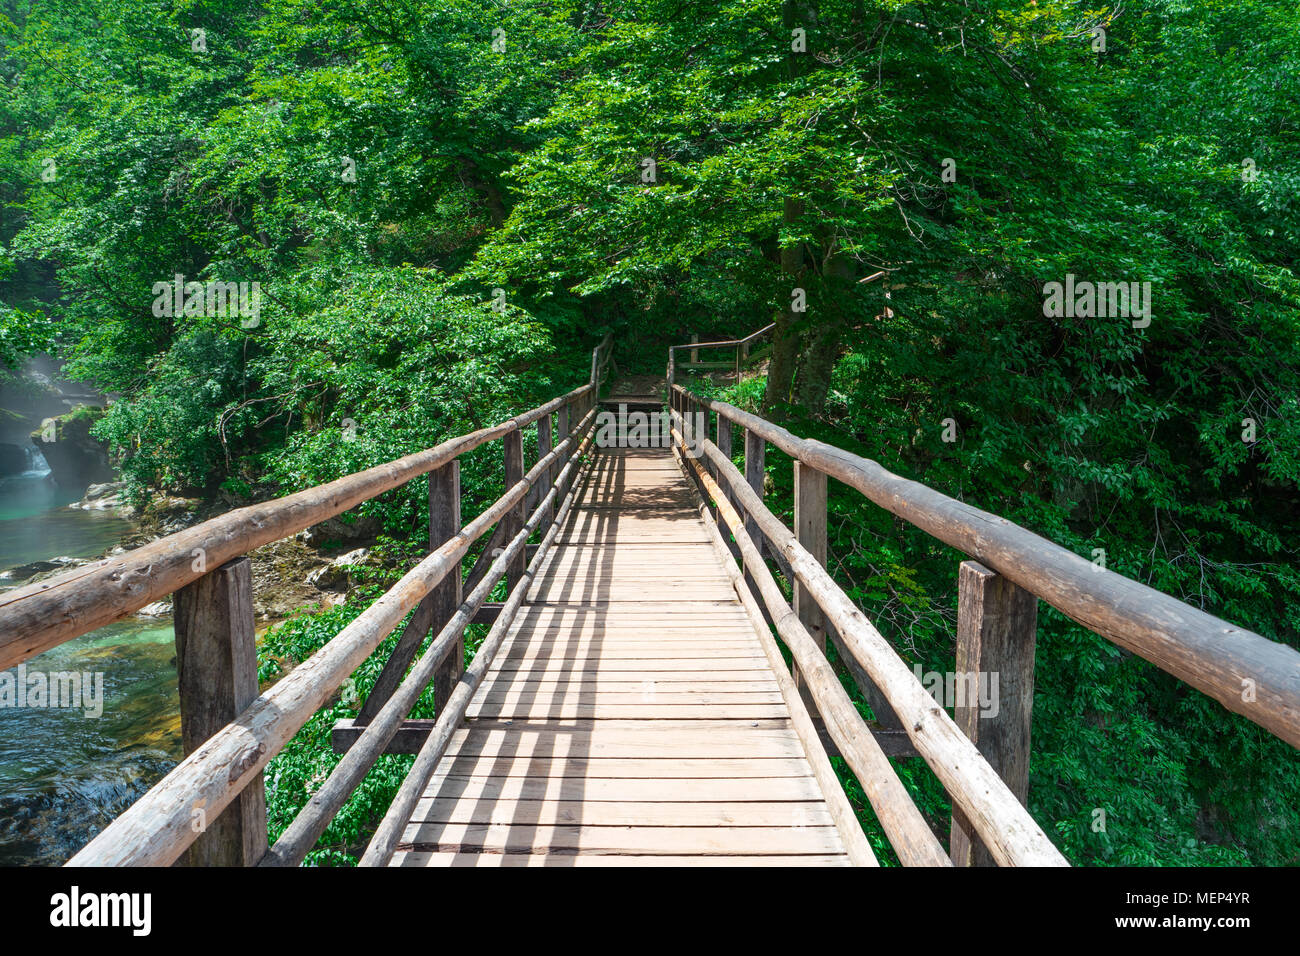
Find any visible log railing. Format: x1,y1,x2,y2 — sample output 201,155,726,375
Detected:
666,322,774,390
667,352,1300,866
0,334,611,867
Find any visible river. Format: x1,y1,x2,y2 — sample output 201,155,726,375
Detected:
0,461,182,866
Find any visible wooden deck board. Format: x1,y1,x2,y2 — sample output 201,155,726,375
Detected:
390,446,850,866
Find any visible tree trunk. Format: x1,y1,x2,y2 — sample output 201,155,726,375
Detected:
795,238,854,415
796,320,839,415
765,194,805,417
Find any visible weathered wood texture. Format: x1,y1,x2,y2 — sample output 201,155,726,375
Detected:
682,422,1066,866
429,463,465,720
792,461,826,706
357,462,463,726
536,412,554,525
673,426,949,866
679,443,876,865
950,561,1038,867
67,433,571,867
681,387,1300,749
173,558,267,867
384,447,855,867
504,429,526,592
0,383,603,670
260,420,599,866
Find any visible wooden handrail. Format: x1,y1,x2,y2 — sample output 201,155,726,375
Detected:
65,430,581,866
669,406,1068,866
0,335,612,866
666,323,774,389
259,410,598,866
673,385,1300,750
669,323,775,354
65,363,608,866
0,337,613,671
672,419,953,866
358,433,594,866
675,437,879,866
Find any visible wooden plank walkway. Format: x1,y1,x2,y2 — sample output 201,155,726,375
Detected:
389,446,852,866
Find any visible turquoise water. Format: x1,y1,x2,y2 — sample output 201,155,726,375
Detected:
0,471,183,866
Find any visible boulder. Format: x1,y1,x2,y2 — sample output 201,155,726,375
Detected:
0,556,86,582
0,442,29,476
306,547,371,590
29,409,115,492
1,560,62,581
302,514,380,548
83,481,125,501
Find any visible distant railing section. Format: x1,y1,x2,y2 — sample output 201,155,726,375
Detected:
666,322,774,390
0,334,612,867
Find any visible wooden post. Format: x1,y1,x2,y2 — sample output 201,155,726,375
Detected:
359,462,461,726
743,428,765,557
714,414,735,552
536,413,554,526
173,557,267,866
429,462,464,720
793,462,827,707
950,560,1038,867
503,429,525,593
690,333,699,364
742,428,765,597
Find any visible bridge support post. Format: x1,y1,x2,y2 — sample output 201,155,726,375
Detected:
739,427,769,622
429,462,464,720
173,556,267,866
504,428,526,593
793,462,826,708
715,415,740,564
536,412,554,526
950,560,1038,867
358,461,462,727
743,427,765,562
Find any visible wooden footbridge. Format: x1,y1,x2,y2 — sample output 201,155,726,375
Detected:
1,333,1297,867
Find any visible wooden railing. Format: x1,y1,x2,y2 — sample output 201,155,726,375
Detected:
0,334,611,867
667,344,1300,866
666,322,774,390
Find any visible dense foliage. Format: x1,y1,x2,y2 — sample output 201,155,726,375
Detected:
2,0,1296,864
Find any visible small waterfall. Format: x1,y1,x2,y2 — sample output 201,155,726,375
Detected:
24,445,51,477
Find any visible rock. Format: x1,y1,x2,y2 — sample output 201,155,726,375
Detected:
0,442,29,476
247,537,335,622
1,560,62,581
29,408,115,492
302,514,380,548
83,481,125,500
143,495,203,534
306,547,370,590
136,600,172,616
336,547,371,566
73,486,127,510
1,556,86,582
